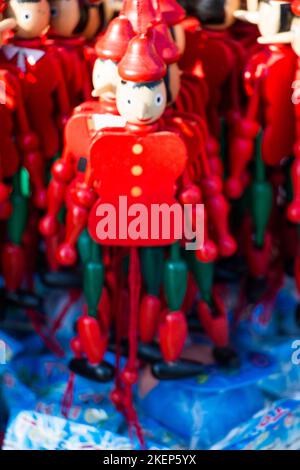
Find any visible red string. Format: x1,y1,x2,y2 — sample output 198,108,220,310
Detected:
127,247,141,369
113,248,125,394
25,309,65,357
125,384,145,449
109,248,145,447
50,289,81,335
124,247,145,448
61,371,75,418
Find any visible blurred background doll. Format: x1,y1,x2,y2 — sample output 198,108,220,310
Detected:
47,0,106,107
226,1,297,326
2,0,70,160
0,2,55,308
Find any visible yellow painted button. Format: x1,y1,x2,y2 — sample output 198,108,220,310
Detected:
131,165,143,176
132,144,143,155
131,186,142,197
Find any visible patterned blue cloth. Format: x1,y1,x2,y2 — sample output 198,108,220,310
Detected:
212,399,300,450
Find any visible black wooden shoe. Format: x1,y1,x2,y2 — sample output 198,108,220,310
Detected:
137,342,162,364
69,358,115,383
151,359,205,380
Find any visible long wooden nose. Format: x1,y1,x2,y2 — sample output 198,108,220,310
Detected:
257,31,294,44
234,10,260,24
0,18,17,33
91,83,115,97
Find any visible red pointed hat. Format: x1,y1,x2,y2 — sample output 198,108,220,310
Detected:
95,15,135,62
160,0,185,26
292,0,300,15
153,20,180,64
118,30,167,82
123,0,156,33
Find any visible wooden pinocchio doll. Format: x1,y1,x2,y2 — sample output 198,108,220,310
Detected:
147,2,239,367
178,0,246,141
40,14,134,246
0,3,48,305
225,1,296,305
39,14,133,290
0,8,18,210
277,1,300,292
0,0,70,305
285,1,300,224
2,0,70,163
57,25,213,383
55,1,238,373
146,2,238,365
47,0,104,107
226,0,295,199
154,1,236,259
123,0,205,115
0,1,50,211
47,0,186,258
159,0,212,120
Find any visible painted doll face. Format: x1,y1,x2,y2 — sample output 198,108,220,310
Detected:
116,79,167,125
7,0,50,38
49,0,80,37
92,58,120,100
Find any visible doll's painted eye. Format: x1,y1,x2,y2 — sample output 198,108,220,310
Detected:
23,11,32,21
155,93,163,106
50,7,58,17
127,99,131,104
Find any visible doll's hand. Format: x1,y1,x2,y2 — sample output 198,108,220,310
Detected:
39,214,60,237
179,184,201,205
52,159,73,183
73,183,96,208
